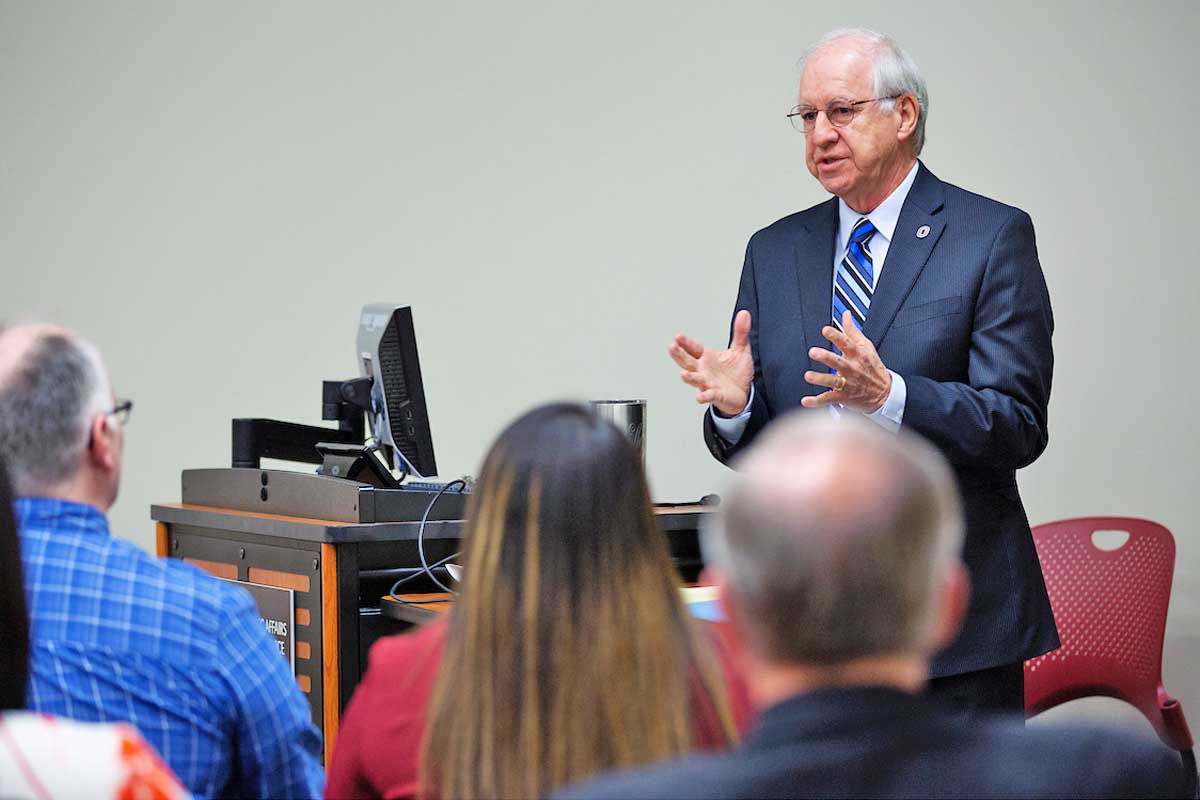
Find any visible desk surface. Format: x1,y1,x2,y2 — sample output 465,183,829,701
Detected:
382,585,720,626
382,593,453,625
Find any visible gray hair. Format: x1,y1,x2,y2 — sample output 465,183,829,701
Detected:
703,413,963,665
0,325,111,495
801,27,929,156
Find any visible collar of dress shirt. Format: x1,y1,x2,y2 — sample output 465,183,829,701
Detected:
837,160,920,253
14,496,111,538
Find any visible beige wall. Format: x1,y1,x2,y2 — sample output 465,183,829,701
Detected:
2,1,1196,728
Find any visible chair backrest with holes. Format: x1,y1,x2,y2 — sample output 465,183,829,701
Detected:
1023,516,1189,748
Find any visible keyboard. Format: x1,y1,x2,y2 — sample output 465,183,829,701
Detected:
397,479,471,493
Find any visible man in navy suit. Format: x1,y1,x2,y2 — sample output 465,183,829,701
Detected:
556,416,1186,800
668,28,1058,711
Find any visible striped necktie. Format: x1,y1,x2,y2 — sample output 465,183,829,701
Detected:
833,217,878,338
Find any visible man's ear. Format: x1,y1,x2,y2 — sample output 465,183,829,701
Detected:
932,561,970,651
710,570,752,657
895,93,919,143
87,414,119,473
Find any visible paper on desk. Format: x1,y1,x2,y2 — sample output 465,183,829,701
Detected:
680,585,723,621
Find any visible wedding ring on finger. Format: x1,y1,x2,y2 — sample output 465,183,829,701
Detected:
834,375,847,392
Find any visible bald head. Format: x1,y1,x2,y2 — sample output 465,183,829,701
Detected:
704,414,963,666
0,324,69,380
0,323,114,497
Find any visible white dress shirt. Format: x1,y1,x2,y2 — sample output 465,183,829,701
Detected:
711,160,920,443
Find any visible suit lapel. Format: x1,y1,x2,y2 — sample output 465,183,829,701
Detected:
797,198,839,359
863,163,946,347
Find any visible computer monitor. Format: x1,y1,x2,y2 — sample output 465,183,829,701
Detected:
356,304,438,478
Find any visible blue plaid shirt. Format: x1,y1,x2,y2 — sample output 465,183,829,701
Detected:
15,497,325,799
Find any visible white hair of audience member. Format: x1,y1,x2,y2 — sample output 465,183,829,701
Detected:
0,324,113,496
701,413,964,665
799,27,930,156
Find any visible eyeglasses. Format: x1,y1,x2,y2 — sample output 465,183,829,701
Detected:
87,399,132,450
787,96,900,133
105,399,133,426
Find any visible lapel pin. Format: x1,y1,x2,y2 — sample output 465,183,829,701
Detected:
916,224,931,239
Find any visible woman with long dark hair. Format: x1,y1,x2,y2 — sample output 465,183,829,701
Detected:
327,403,751,799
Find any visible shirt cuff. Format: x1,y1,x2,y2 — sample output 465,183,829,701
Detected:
709,385,754,445
865,370,906,433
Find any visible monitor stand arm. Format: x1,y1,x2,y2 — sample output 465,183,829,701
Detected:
230,376,374,469
231,418,364,468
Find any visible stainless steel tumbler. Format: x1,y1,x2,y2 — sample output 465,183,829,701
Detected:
589,400,646,461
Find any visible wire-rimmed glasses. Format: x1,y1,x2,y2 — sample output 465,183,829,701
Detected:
787,96,900,133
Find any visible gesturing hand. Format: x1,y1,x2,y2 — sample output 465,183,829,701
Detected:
668,310,754,417
801,310,892,413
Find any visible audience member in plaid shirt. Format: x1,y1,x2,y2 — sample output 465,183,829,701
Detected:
0,322,324,800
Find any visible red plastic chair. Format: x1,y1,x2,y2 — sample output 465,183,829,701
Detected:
1024,517,1195,796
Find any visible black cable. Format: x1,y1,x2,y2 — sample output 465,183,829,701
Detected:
383,477,468,613
387,552,456,598
417,479,467,594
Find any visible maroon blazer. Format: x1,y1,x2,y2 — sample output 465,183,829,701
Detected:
325,617,755,800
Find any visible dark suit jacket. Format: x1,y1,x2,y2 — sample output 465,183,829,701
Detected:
702,163,1058,677
555,687,1189,800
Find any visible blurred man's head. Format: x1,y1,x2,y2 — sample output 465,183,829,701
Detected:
0,323,124,510
704,414,967,694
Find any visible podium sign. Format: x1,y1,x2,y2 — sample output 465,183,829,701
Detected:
220,578,296,673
